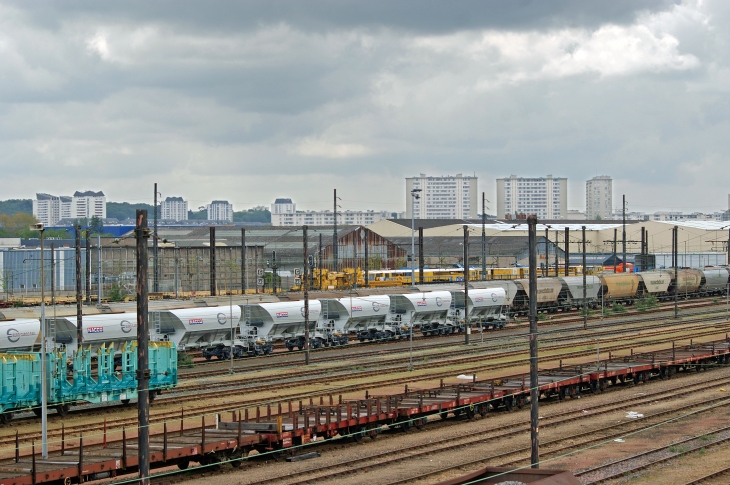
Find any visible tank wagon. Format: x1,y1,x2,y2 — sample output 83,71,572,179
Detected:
0,319,40,352
448,288,507,331
239,301,321,353
0,341,177,424
384,291,452,338
699,267,730,296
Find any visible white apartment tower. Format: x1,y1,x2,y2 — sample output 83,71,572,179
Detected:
33,191,105,226
586,176,612,220
405,173,478,219
207,200,233,222
270,198,390,226
161,197,189,221
496,175,568,220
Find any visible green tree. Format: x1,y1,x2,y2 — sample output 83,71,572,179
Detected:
106,202,155,221
233,209,271,223
89,216,104,235
0,199,33,216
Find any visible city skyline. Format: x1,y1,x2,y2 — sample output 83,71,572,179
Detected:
2,2,730,214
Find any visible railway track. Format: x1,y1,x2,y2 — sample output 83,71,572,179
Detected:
4,319,730,449
146,361,730,485
178,304,730,380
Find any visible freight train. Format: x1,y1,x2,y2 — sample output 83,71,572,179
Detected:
1,267,727,361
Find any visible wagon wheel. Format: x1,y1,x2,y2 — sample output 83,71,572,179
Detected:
600,379,607,392
439,410,448,420
56,404,70,417
400,420,411,432
352,426,364,442
33,407,43,418
504,397,514,412
465,405,475,419
479,404,489,417
558,388,565,402
415,417,427,430
0,412,12,424
368,424,380,439
516,396,525,409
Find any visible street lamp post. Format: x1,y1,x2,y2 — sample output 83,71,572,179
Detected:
31,223,49,459
410,189,421,289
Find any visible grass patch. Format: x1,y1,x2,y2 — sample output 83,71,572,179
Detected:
636,294,659,312
669,445,687,453
612,303,627,313
699,433,716,441
177,352,195,368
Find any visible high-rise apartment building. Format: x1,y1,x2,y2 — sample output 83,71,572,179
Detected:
586,176,612,220
405,173,478,219
496,175,567,220
270,198,390,226
160,197,189,221
33,191,106,226
207,200,233,222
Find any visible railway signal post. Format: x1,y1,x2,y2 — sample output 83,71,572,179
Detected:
303,225,310,365
463,225,470,345
527,215,539,468
135,210,151,485
582,225,587,330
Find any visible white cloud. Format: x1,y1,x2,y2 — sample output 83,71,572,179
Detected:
292,138,372,158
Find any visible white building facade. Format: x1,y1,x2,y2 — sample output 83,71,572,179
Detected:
33,191,105,226
586,176,612,220
270,198,390,226
405,173,478,219
496,175,567,220
207,200,233,222
161,197,188,221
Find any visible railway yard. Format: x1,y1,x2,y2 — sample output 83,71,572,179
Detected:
1,293,730,484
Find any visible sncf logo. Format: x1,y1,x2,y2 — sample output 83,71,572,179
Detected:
475,297,484,302
189,318,204,325
276,312,289,318
87,327,104,334
416,301,427,307
351,306,363,312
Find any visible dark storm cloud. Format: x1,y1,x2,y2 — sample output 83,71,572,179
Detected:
0,0,727,214
9,1,676,34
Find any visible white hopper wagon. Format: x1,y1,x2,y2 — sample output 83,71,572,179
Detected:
53,313,139,355
447,288,507,333
0,318,41,351
240,301,321,352
151,306,242,361
384,291,452,339
318,296,390,343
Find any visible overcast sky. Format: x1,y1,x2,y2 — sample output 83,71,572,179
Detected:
1,1,729,215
